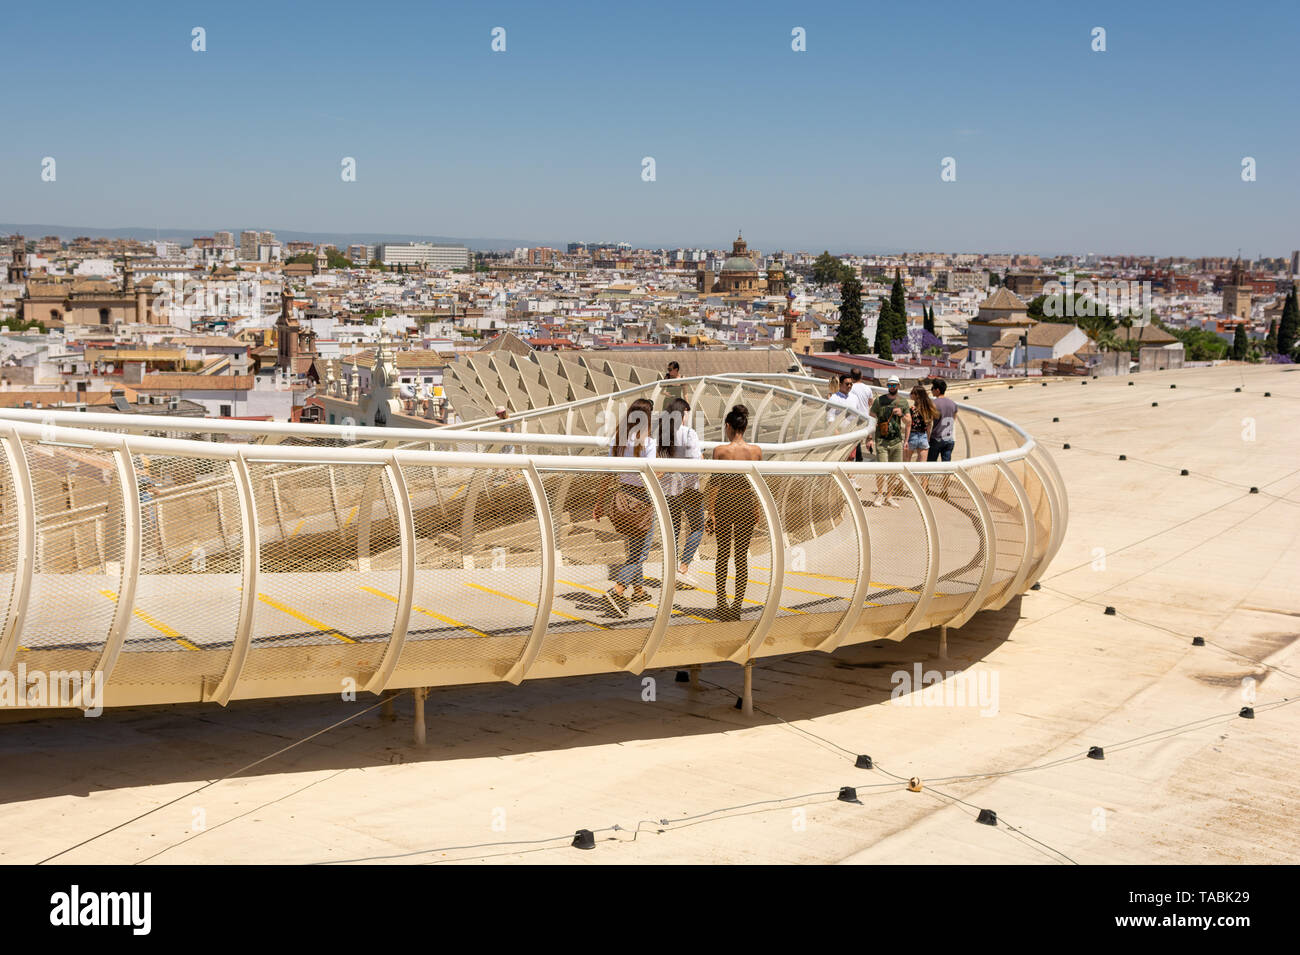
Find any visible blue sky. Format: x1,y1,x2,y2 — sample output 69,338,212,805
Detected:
3,0,1297,255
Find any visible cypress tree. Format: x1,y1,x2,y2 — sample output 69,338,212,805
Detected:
890,270,907,333
1232,323,1248,360
923,304,935,336
1265,320,1278,354
874,299,894,360
832,277,868,354
1279,287,1299,357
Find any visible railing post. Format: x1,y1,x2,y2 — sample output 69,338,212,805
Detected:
1024,452,1061,585
815,467,872,653
728,467,784,663
363,457,416,694
625,458,676,673
80,438,142,708
884,468,940,641
992,460,1034,611
0,427,35,670
947,468,998,629
211,451,259,705
1032,446,1068,569
501,461,555,684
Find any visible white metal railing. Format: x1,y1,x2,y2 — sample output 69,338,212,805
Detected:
0,381,1066,711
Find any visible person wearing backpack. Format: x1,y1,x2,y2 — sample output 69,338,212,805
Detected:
865,374,910,507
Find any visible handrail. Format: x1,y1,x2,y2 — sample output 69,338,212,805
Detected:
0,376,1062,711
79,437,141,708
211,451,259,705
0,427,36,670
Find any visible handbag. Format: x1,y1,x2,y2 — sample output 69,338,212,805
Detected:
611,487,653,535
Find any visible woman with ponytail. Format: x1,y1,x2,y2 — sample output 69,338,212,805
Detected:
704,404,762,621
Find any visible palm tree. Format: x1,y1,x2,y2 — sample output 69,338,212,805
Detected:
1094,330,1123,354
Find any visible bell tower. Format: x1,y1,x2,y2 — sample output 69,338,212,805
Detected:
7,235,26,284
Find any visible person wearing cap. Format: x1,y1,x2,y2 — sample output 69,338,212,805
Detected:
865,374,910,507
494,405,516,455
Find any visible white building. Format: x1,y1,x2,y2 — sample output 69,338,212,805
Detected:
377,243,470,269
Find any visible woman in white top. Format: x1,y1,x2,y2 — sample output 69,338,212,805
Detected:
593,398,657,616
656,396,705,589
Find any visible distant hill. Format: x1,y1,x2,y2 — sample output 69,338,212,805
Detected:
0,223,560,253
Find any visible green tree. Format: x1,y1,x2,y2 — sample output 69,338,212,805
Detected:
1279,287,1299,357
989,271,1001,288
890,269,907,331
832,277,868,354
1232,323,1248,360
873,299,894,360
813,251,845,286
1264,320,1278,354
923,304,934,336
1168,326,1229,362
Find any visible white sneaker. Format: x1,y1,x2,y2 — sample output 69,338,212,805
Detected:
886,498,901,508
676,569,697,590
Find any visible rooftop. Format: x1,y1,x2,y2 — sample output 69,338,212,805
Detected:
1,363,1296,864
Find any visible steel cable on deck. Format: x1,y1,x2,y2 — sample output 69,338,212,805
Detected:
36,694,395,865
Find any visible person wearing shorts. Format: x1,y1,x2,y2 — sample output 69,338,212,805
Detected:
866,375,909,506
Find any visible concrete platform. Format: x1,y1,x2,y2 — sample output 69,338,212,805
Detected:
2,363,1297,864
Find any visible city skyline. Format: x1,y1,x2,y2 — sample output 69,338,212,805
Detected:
5,0,1298,256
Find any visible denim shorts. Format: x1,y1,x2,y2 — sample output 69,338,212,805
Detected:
907,432,930,451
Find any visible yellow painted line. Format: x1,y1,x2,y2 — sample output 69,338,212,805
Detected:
695,579,806,615
290,518,305,537
753,565,921,595
557,576,713,625
99,589,199,650
343,505,358,527
447,483,467,501
360,585,492,639
256,593,354,643
464,581,609,630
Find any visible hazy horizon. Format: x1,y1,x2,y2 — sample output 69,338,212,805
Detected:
6,0,1298,259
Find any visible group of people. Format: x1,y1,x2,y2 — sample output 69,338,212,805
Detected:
586,362,961,622
829,371,959,507
593,389,761,623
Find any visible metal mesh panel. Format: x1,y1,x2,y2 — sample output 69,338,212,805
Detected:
853,471,928,641
919,472,986,626
1020,457,1053,578
20,440,123,675
239,461,400,690
1028,445,1064,564
0,439,18,643
108,453,243,691
967,462,1024,606
652,470,765,661
761,472,858,652
539,466,660,672
387,463,542,685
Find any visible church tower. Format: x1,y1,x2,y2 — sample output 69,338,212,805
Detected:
1222,257,1251,320
276,290,301,371
7,235,26,284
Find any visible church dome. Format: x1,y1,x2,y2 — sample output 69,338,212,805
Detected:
722,256,756,272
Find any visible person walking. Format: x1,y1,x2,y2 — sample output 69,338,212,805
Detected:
656,395,706,589
593,397,658,617
904,383,937,464
704,404,762,621
926,378,959,462
865,375,910,507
